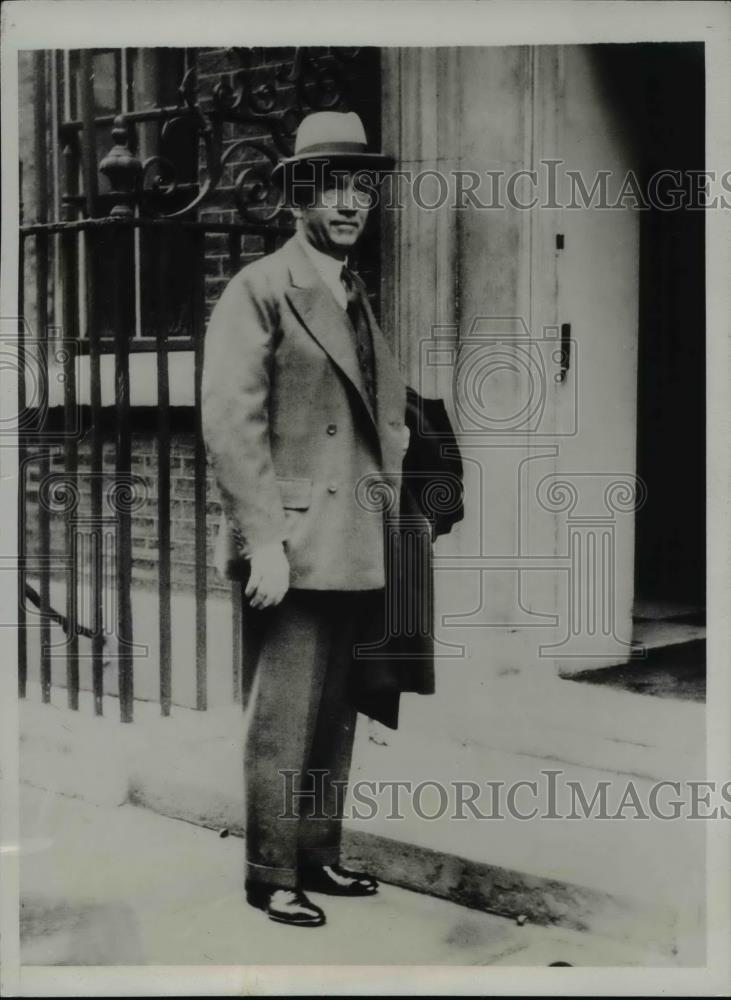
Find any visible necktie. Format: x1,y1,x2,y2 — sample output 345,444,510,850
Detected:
340,266,377,416
340,265,361,319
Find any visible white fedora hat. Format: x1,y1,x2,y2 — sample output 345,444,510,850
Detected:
272,111,394,186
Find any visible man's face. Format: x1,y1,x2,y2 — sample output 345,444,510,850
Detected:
291,168,373,260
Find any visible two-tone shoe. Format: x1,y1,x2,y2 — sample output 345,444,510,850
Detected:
300,863,379,897
245,883,326,927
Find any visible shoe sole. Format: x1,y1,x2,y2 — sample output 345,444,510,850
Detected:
267,912,326,927
301,885,378,897
246,893,326,927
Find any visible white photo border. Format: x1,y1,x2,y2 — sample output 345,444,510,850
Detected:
1,1,729,995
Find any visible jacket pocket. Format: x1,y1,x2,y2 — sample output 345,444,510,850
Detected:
276,477,313,510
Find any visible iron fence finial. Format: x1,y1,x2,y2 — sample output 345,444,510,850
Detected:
99,115,142,218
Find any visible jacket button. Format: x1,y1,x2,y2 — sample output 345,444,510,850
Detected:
327,482,338,494
326,424,337,435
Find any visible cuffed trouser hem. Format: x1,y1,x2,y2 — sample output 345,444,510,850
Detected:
297,845,341,867
245,860,298,890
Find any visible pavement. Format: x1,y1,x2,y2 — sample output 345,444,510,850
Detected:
19,785,676,968
19,639,706,964
19,580,707,966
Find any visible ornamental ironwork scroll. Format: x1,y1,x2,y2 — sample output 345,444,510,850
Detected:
93,47,370,222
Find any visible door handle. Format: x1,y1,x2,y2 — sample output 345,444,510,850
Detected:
558,323,572,383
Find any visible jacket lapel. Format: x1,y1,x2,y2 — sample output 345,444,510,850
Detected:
284,238,373,421
283,236,406,464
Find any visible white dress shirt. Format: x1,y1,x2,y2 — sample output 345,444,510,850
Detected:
296,230,348,310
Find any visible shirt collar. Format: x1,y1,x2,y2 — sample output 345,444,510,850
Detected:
296,229,348,281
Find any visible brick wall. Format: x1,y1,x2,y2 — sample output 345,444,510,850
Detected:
23,433,229,596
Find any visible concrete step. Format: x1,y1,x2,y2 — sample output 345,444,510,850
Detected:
633,619,706,650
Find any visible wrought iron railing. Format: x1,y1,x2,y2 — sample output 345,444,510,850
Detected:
18,46,376,721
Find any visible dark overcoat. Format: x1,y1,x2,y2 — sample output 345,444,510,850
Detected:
350,389,464,728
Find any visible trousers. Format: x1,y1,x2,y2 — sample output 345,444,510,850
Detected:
242,588,381,889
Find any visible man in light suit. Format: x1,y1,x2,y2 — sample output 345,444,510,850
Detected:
202,111,407,927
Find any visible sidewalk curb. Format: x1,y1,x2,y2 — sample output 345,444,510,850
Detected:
20,693,683,959
126,774,678,957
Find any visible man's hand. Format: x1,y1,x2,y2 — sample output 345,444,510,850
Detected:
402,425,411,456
246,541,290,609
